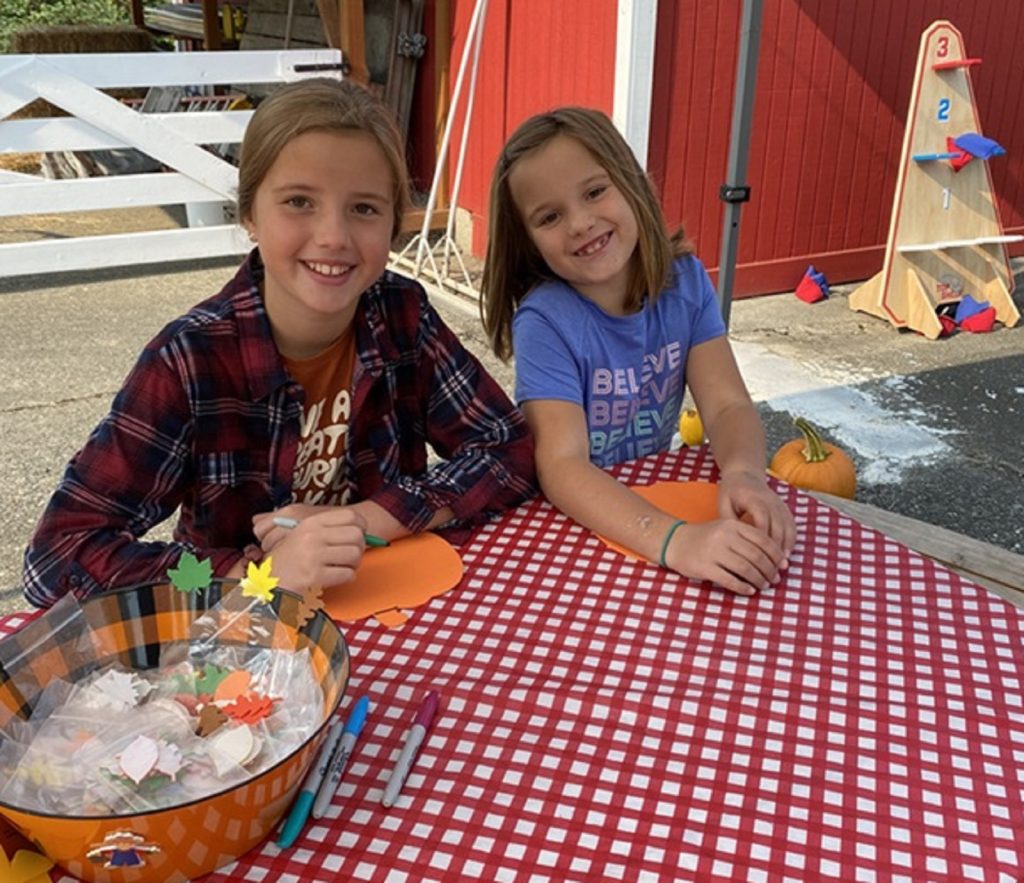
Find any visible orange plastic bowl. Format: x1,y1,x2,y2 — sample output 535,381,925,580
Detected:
0,579,349,882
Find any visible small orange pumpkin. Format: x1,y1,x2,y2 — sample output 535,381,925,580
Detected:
769,417,856,499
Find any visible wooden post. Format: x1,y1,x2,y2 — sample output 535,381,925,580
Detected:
315,0,341,48
341,1,370,83
432,0,451,213
129,0,145,28
201,0,223,49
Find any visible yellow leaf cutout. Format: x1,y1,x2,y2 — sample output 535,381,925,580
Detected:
0,845,54,883
239,556,279,604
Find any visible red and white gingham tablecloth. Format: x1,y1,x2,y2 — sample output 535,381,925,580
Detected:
6,447,1024,882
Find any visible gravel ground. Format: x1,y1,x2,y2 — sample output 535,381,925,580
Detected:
2,207,1022,615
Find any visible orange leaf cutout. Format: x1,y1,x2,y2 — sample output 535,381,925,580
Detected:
213,670,252,704
294,585,325,629
222,694,275,725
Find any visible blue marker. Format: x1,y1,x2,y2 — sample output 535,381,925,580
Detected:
277,720,344,848
312,695,370,818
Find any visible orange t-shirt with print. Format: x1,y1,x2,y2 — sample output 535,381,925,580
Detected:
282,329,357,506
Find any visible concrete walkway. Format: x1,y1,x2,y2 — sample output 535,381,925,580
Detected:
2,255,1022,615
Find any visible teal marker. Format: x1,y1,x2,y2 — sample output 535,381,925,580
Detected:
277,720,344,848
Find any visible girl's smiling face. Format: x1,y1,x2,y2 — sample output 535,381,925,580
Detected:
508,134,640,315
245,129,394,358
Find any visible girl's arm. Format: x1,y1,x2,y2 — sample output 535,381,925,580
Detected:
362,292,536,531
685,336,797,556
523,399,786,596
21,350,244,607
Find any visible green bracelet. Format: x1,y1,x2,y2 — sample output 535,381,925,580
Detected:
658,519,686,567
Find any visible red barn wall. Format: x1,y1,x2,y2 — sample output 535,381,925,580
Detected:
442,0,1024,297
649,0,1024,296
441,0,618,255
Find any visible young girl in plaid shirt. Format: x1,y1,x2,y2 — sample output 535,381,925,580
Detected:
22,79,536,608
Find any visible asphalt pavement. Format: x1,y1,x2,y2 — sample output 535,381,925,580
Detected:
2,253,1022,616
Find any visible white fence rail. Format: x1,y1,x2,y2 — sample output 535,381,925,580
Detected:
0,50,343,278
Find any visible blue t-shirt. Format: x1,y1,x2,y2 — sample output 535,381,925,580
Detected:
512,256,726,467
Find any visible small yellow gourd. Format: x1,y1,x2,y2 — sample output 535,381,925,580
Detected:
678,408,704,446
769,417,856,499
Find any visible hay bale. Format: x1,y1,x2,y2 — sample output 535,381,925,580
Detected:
6,25,155,177
8,25,154,120
10,24,153,55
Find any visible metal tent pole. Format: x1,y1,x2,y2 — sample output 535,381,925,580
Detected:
716,0,764,328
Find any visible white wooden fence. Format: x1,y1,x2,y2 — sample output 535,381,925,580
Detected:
0,50,342,278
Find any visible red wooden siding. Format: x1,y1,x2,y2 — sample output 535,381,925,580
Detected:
648,0,1024,296
439,0,1024,296
443,0,618,254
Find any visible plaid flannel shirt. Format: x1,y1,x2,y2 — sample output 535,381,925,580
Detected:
21,252,536,608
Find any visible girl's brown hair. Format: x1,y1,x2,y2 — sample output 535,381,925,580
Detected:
237,78,409,240
480,107,690,361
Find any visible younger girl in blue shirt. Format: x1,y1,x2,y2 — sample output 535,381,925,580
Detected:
481,106,796,596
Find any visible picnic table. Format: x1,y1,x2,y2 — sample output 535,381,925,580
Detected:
3,445,1024,881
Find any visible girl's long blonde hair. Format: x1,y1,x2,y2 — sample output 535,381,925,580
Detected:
480,106,690,360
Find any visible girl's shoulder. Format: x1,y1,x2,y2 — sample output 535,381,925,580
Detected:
668,253,711,287
516,277,593,322
657,255,714,307
361,270,432,330
357,270,455,363
148,258,262,351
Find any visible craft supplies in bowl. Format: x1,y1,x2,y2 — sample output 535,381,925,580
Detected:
0,577,349,882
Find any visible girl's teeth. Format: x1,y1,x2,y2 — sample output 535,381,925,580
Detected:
306,261,350,276
577,234,608,256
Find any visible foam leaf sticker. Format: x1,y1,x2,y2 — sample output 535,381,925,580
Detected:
239,556,279,603
155,742,185,780
197,704,229,737
294,585,325,629
91,670,152,709
168,552,213,593
208,725,258,775
222,694,275,725
212,669,252,704
119,735,159,785
0,845,54,883
194,663,232,695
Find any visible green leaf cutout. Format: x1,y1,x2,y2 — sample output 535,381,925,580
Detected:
195,663,232,695
168,552,213,593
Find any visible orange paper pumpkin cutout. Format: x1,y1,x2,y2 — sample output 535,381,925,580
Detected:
599,481,720,561
322,532,463,627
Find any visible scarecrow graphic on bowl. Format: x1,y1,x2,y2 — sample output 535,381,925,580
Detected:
86,831,160,869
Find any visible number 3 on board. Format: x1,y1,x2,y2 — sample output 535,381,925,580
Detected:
936,35,949,58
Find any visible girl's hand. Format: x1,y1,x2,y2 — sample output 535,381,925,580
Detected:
253,503,337,552
717,469,798,561
251,507,367,591
663,519,787,596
